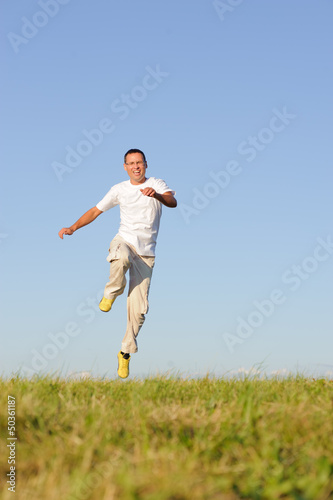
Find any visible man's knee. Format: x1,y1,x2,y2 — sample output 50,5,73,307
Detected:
135,304,149,327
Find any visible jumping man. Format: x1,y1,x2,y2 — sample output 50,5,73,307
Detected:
58,149,177,378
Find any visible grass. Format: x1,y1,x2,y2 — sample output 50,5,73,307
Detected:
0,374,333,499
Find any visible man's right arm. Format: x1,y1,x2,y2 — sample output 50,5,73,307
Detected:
58,206,103,239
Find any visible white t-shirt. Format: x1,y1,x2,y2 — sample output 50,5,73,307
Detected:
96,177,175,256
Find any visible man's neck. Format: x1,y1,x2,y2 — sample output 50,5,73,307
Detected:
130,176,147,186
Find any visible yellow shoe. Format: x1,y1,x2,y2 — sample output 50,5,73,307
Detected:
99,297,114,312
117,351,130,379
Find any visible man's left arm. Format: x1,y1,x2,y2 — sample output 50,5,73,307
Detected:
140,188,177,208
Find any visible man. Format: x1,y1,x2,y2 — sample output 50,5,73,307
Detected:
58,149,177,378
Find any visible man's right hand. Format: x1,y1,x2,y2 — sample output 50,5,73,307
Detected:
58,227,74,239
58,207,103,240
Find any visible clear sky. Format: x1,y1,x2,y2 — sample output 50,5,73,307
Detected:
1,0,333,379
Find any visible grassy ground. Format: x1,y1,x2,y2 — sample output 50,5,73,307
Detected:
0,375,333,500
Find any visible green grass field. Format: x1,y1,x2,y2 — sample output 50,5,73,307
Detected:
1,375,333,500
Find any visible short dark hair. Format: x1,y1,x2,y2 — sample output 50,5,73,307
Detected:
124,148,146,163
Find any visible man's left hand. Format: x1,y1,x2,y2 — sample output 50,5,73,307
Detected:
140,188,177,208
140,187,156,197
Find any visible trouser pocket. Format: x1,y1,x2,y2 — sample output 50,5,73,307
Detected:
106,236,123,262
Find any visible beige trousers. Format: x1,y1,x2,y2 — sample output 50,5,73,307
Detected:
104,235,155,354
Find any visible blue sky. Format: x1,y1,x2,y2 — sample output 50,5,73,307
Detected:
1,0,333,379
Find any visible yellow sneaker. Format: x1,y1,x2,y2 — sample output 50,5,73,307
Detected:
117,351,131,379
99,297,115,312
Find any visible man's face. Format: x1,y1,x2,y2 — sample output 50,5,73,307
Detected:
124,152,147,185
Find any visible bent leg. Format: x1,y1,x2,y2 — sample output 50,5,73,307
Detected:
103,236,131,301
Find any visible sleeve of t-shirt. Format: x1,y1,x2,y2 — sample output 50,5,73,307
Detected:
153,178,176,196
96,185,119,212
